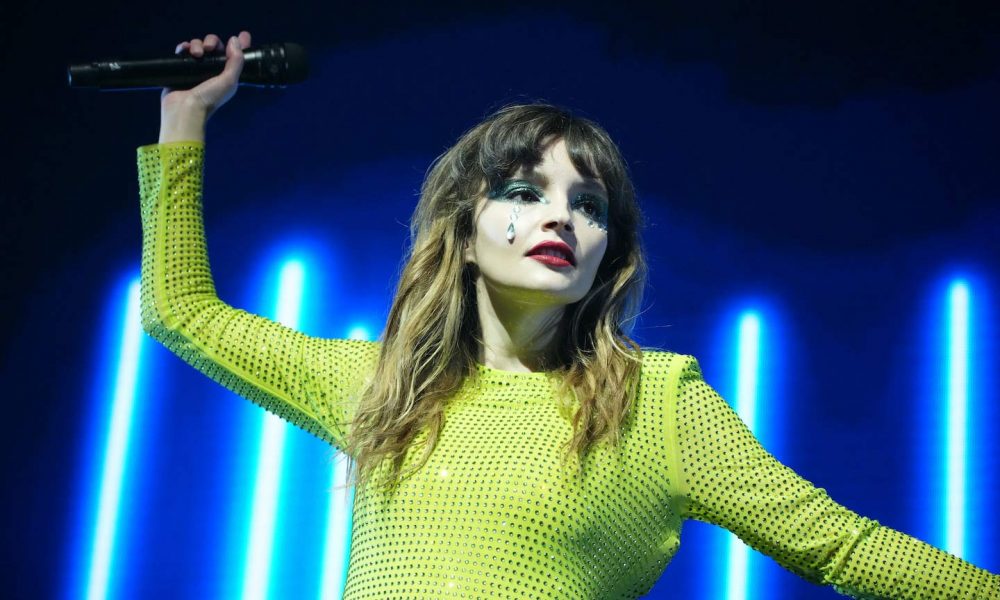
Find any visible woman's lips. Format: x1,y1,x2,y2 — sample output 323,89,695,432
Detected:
528,254,574,267
525,240,576,265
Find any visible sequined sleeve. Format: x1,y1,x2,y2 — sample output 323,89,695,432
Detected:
673,354,1000,599
136,141,378,453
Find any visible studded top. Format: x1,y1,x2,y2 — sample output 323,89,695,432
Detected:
138,141,1000,599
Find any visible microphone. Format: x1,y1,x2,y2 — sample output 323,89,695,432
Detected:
67,43,308,90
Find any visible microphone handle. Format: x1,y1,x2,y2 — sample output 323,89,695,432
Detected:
69,55,226,90
67,46,299,90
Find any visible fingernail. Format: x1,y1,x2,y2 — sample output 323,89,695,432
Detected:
229,36,237,47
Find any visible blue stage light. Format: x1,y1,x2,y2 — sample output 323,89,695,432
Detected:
725,312,762,600
240,260,306,600
84,279,144,600
318,325,371,599
944,280,969,558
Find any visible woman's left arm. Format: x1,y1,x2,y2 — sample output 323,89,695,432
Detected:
671,354,999,599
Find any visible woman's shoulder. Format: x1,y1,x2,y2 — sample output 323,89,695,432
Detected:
642,347,704,384
322,337,381,355
334,337,381,350
318,337,382,373
637,347,700,377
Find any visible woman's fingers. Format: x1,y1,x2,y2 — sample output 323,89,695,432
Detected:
223,35,244,72
202,34,223,52
186,35,224,57
176,32,247,57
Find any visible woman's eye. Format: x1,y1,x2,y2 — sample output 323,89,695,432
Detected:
577,198,605,219
507,188,541,203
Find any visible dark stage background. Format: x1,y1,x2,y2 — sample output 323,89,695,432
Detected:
2,2,999,598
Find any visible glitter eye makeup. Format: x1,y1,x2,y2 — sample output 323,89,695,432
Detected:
488,179,609,232
489,180,549,204
575,194,609,230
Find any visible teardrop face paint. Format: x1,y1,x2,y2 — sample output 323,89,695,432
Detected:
464,138,609,307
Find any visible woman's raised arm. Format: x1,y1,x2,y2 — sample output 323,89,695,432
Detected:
138,32,378,454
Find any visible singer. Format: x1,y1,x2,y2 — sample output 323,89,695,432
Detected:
137,31,1000,599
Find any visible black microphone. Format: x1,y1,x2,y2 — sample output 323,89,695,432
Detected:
67,43,309,90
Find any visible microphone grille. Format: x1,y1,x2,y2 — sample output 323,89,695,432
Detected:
281,43,309,83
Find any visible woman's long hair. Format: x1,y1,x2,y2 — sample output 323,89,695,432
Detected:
341,102,648,493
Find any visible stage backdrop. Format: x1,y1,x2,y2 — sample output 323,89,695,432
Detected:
2,3,998,599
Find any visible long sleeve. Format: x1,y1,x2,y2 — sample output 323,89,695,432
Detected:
137,141,379,453
672,354,999,599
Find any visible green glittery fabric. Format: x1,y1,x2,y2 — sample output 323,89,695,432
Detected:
137,142,1000,599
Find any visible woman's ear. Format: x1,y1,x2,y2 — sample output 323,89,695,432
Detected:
463,240,476,265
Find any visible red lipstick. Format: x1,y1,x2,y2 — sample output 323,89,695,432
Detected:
525,240,576,267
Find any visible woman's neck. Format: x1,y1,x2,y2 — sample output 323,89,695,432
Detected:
475,279,564,373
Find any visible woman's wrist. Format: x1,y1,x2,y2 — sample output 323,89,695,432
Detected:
158,99,209,143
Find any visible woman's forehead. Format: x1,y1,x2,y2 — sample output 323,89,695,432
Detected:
507,139,605,183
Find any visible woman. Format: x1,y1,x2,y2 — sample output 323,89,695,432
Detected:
142,30,999,598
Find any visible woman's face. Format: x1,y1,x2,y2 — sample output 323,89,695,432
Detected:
465,137,610,308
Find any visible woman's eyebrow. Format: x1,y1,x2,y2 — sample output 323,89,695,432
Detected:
510,171,607,194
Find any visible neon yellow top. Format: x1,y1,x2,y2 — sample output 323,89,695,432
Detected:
137,141,1000,599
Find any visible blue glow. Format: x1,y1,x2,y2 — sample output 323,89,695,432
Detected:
84,279,144,600
735,315,762,429
915,269,995,572
945,280,969,558
725,312,761,600
276,261,306,327
346,325,371,341
240,260,306,600
319,456,354,600
318,324,372,599
319,462,354,600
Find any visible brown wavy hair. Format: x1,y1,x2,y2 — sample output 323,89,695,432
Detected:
340,102,648,494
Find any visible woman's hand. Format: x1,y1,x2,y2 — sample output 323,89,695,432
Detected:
159,31,252,143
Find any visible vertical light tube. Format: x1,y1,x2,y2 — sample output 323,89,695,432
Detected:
84,279,144,600
726,312,761,600
345,325,371,342
318,456,353,600
945,281,969,557
240,260,305,600
317,324,368,600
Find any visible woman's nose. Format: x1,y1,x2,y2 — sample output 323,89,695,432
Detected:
542,199,574,232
